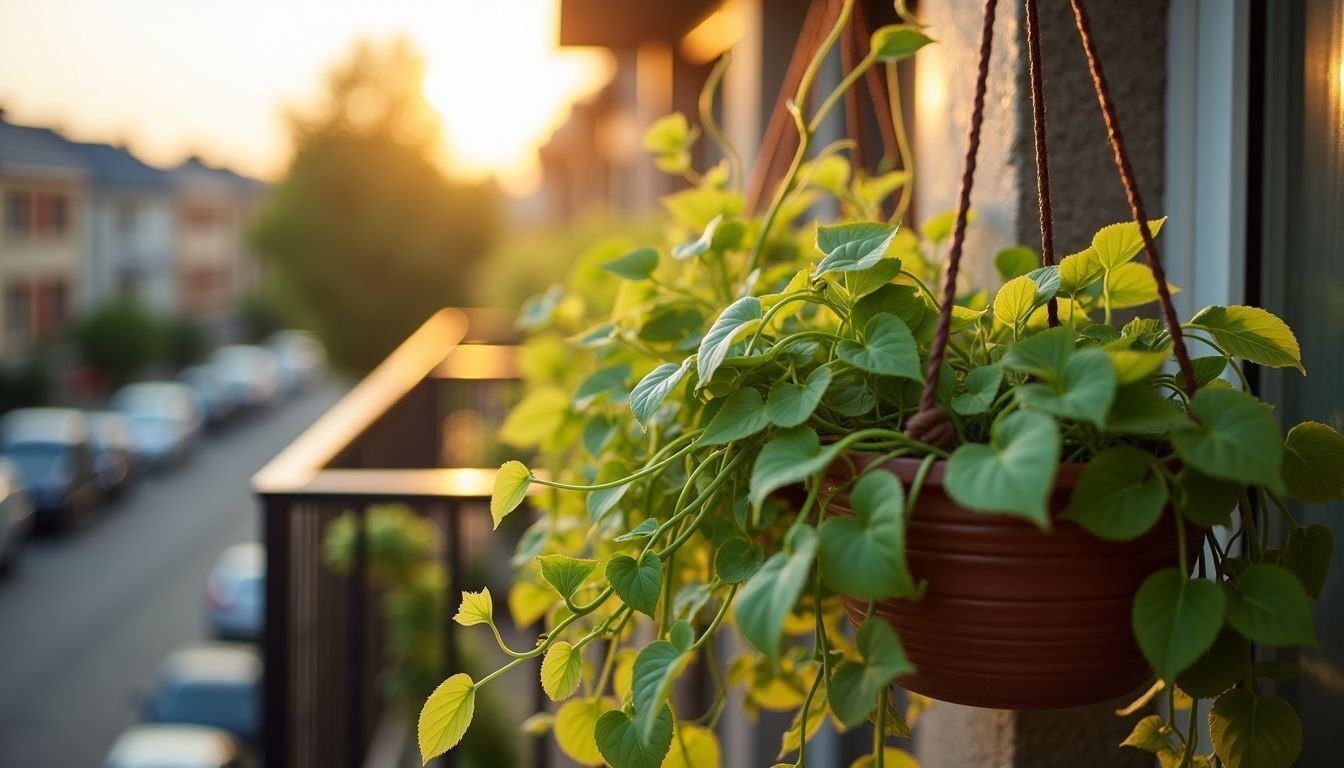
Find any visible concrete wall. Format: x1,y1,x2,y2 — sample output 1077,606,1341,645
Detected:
909,0,1167,764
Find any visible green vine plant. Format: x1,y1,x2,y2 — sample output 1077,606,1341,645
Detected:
419,4,1341,768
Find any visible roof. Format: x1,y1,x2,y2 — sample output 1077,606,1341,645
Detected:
171,156,263,197
65,141,171,190
158,644,261,686
0,116,89,180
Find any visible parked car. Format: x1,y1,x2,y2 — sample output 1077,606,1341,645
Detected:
179,365,239,429
102,724,253,768
0,458,34,574
206,543,264,640
265,330,327,393
87,411,137,499
143,644,261,746
112,382,204,469
0,408,101,530
209,346,282,410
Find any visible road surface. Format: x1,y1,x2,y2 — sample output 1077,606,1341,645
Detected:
0,382,344,767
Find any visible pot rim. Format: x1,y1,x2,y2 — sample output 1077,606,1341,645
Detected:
828,452,1087,488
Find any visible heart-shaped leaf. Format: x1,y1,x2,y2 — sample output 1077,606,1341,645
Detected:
828,617,915,727
1174,468,1240,528
630,359,691,427
601,247,659,280
541,641,584,701
836,313,921,379
1175,629,1251,699
1209,689,1302,768
749,427,844,508
951,365,1002,415
1059,249,1105,295
945,410,1060,527
1171,388,1283,488
697,296,763,384
1132,568,1226,680
595,705,674,768
1225,564,1316,646
993,275,1038,327
1015,347,1117,427
1001,325,1075,379
1107,385,1190,434
814,221,899,275
631,640,690,739
852,283,926,333
1120,715,1172,753
607,552,664,617
766,366,833,427
665,723,721,768
1188,305,1303,372
1063,447,1167,541
539,555,599,600
819,471,919,599
715,536,765,584
1281,421,1344,503
554,697,613,766
736,526,818,664
419,673,476,762
1282,523,1334,599
699,388,770,445
492,460,531,528
845,258,905,301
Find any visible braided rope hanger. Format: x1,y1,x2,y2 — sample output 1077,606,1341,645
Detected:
907,0,1199,449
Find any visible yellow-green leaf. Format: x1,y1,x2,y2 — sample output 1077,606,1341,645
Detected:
499,387,570,449
1059,249,1104,295
643,112,696,154
1188,305,1304,373
992,275,1037,327
666,723,722,768
541,641,584,701
870,24,934,62
1121,714,1172,752
454,588,494,627
419,673,476,762
1107,346,1171,384
491,461,531,528
1105,262,1179,309
1091,217,1167,269
508,580,552,628
554,697,614,766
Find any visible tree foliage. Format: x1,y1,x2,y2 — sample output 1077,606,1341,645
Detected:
253,39,501,373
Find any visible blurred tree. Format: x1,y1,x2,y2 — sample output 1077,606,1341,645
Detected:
160,316,208,370
0,355,51,414
253,39,500,373
236,291,295,343
76,301,162,388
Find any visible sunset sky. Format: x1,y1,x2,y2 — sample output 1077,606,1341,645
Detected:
0,0,613,192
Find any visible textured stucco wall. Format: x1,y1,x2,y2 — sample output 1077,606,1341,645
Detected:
914,0,1166,272
908,0,1167,765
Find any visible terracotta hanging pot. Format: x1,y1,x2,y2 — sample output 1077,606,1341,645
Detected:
825,455,1190,710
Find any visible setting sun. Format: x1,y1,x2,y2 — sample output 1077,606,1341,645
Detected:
0,0,612,192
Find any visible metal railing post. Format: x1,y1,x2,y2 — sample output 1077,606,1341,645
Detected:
346,505,367,768
261,494,291,768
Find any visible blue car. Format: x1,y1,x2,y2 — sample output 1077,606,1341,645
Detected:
0,408,101,530
143,644,261,747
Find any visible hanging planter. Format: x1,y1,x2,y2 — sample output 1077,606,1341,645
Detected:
417,1,1343,767
825,457,1195,710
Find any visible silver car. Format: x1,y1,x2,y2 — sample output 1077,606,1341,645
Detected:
265,330,327,393
142,644,261,747
0,458,34,575
102,724,252,768
209,346,282,411
112,382,204,469
205,543,264,640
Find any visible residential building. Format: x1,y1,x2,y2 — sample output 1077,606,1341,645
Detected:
65,141,176,314
0,111,86,361
169,157,263,338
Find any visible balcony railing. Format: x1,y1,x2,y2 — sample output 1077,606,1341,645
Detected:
253,308,539,768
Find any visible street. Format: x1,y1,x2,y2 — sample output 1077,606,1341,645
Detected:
0,382,345,768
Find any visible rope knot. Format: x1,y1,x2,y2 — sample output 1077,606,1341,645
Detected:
905,407,957,452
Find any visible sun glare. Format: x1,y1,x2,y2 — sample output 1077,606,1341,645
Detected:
417,1,613,195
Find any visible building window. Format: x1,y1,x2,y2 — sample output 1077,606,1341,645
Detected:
33,280,69,339
185,205,229,231
34,193,68,235
5,192,30,238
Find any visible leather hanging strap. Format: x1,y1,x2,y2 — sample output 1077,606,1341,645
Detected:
1068,0,1197,394
905,0,1000,450
1025,0,1060,327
